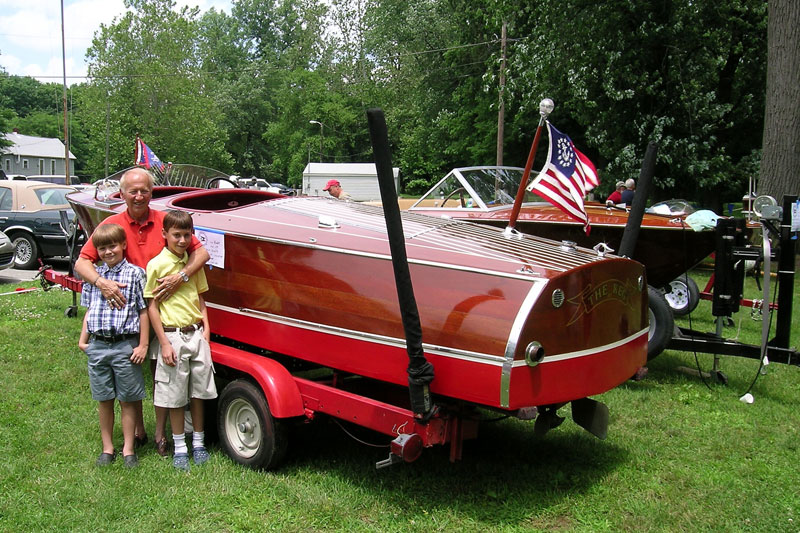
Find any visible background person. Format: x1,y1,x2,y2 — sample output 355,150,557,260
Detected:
322,179,352,200
621,178,636,206
74,167,210,456
606,181,626,205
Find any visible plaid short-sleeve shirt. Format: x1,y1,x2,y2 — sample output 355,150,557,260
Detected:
80,259,147,336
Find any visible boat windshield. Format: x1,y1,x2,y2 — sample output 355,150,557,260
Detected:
413,167,540,209
646,199,697,216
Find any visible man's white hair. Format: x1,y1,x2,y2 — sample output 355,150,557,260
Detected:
120,167,155,191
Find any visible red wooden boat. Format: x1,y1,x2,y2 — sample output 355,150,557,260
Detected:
62,173,648,467
408,166,716,288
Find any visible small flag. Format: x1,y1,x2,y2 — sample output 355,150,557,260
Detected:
527,123,598,234
135,137,165,171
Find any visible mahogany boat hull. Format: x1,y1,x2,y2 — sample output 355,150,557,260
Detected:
68,187,648,411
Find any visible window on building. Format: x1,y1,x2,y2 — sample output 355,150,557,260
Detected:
3,159,9,171
51,160,56,174
38,159,44,174
23,159,29,169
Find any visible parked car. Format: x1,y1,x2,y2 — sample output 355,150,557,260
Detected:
270,182,295,196
233,177,294,195
22,175,93,191
0,180,83,269
0,230,14,270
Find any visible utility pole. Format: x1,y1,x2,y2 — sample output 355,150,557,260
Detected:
60,0,71,185
496,21,507,166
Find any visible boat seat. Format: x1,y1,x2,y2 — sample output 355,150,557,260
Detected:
168,188,282,212
152,186,201,199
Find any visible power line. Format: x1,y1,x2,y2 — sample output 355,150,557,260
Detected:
21,38,526,82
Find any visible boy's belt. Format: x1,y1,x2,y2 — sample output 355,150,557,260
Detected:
91,332,137,343
163,322,203,334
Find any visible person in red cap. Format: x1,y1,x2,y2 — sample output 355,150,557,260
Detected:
322,179,351,200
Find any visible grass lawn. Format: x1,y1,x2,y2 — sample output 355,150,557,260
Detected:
0,268,798,532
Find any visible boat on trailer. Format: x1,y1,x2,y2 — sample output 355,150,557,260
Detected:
408,166,717,288
58,170,648,468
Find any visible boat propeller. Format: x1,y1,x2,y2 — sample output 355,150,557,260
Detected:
532,404,565,437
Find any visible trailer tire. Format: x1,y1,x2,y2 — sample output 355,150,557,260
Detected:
218,379,287,470
663,275,699,316
647,286,674,361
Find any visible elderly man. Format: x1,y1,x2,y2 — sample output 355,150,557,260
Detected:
322,179,352,200
75,167,210,456
620,178,636,206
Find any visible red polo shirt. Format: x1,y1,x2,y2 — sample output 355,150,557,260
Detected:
79,208,200,269
606,190,623,204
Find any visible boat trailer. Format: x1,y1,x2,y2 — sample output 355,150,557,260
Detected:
668,195,799,381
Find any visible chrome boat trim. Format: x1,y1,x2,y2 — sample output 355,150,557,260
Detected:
507,327,650,367
207,302,507,367
500,281,548,408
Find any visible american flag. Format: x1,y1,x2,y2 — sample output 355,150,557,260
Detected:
527,123,598,234
135,137,165,171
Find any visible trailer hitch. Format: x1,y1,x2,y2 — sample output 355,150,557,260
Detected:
375,433,423,469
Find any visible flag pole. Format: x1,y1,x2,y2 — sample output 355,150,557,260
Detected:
506,98,554,232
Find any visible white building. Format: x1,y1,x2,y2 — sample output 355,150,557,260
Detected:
302,163,399,202
1,130,76,177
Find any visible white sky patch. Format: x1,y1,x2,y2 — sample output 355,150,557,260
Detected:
0,0,232,85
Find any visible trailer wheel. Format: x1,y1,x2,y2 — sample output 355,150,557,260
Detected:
647,286,674,361
663,275,699,316
217,379,287,470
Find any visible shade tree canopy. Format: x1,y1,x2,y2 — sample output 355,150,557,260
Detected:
3,0,786,210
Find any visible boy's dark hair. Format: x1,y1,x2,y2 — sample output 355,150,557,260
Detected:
163,210,193,232
91,223,126,248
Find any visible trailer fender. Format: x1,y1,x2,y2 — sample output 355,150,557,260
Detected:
209,341,305,418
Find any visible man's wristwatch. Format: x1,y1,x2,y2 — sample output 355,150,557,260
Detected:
179,271,189,283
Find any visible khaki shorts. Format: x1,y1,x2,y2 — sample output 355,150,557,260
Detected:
153,328,217,408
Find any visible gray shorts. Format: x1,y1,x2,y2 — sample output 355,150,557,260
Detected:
153,329,217,409
86,336,146,403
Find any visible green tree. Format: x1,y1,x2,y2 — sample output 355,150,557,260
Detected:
0,72,90,176
363,0,509,192
220,0,332,183
507,0,767,209
81,0,231,179
758,0,800,202
0,74,64,118
0,68,13,152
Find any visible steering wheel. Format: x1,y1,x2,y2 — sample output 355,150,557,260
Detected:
441,187,467,208
206,177,239,189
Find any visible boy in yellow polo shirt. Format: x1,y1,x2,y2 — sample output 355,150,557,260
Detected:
145,210,217,471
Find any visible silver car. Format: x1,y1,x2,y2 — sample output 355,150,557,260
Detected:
0,230,14,270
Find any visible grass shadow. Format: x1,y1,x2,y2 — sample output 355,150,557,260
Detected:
280,413,627,522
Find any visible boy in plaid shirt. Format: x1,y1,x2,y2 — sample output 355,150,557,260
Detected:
78,224,149,468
